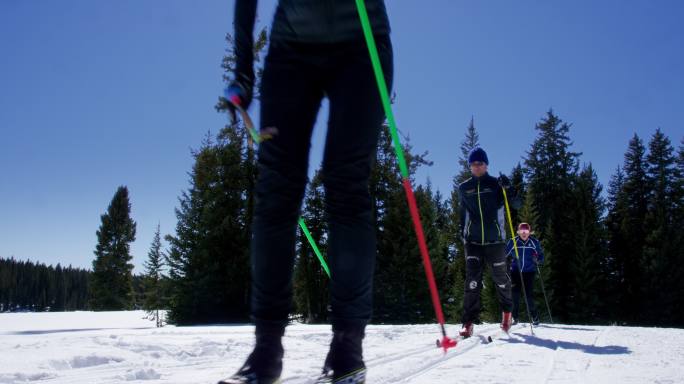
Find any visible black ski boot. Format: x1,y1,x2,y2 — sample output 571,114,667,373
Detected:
316,324,366,384
219,323,285,384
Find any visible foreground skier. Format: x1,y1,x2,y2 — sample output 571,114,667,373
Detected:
219,1,392,383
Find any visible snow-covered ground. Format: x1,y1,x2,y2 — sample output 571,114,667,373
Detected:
1,311,682,383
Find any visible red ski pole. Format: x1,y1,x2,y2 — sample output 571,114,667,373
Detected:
355,0,457,353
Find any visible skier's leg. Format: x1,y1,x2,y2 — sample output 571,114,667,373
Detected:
511,270,522,320
462,244,484,325
319,36,392,381
251,40,324,329
322,35,392,328
485,244,513,331
231,41,325,383
523,271,538,322
486,244,513,313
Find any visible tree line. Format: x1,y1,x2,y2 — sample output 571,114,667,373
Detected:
4,31,682,328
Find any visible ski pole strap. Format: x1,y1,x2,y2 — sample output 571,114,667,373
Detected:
234,105,331,277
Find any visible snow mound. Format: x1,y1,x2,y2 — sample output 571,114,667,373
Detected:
50,354,124,370
120,368,162,381
0,372,55,383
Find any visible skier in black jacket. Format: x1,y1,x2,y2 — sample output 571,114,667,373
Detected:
220,1,392,383
458,147,520,338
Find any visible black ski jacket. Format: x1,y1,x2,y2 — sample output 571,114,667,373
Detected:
459,173,520,245
233,0,390,82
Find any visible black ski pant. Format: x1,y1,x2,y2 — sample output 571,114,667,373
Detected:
250,37,393,330
462,243,513,324
511,270,538,321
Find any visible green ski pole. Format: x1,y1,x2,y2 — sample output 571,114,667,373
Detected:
232,104,330,278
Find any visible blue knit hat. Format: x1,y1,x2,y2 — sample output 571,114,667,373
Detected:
468,147,489,165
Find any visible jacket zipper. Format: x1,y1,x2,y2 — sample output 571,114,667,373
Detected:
477,180,485,245
521,239,526,271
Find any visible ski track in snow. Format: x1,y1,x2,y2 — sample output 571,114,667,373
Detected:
540,331,560,384
1,311,683,383
578,326,610,383
280,324,516,384
393,324,527,383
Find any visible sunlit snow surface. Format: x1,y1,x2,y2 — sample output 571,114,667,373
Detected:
1,311,682,383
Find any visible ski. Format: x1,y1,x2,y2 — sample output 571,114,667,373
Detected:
313,367,366,384
484,323,526,344
435,324,515,348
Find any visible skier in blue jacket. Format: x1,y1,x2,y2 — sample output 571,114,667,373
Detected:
506,222,544,325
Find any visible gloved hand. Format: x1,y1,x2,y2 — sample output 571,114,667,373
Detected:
224,73,254,123
498,174,511,188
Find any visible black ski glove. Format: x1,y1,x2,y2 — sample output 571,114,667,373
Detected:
498,174,511,189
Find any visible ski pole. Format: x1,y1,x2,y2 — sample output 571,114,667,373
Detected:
501,185,534,335
231,104,331,278
536,264,553,323
355,0,456,353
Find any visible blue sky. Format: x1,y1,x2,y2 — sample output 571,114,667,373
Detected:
1,0,682,272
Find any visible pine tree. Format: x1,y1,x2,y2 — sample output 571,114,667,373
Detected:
524,110,581,235
52,263,66,312
165,128,253,324
619,134,649,323
604,166,627,321
143,224,165,327
677,137,684,174
567,164,606,323
372,124,436,323
90,186,137,310
165,30,266,325
642,129,678,324
432,188,455,322
524,110,580,322
416,182,451,323
517,182,539,232
674,138,684,324
371,123,402,322
458,117,480,182
509,164,526,228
